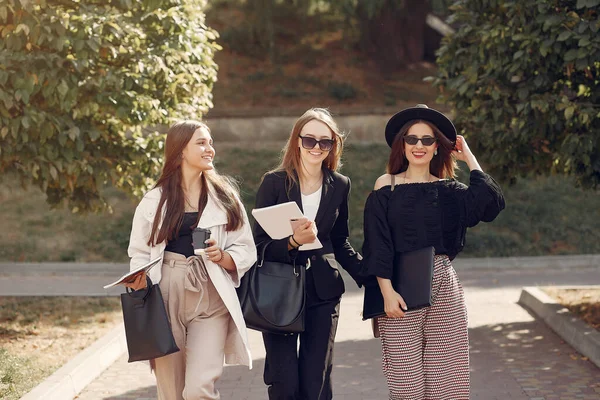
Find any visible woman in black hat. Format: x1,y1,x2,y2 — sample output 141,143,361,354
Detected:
362,104,505,399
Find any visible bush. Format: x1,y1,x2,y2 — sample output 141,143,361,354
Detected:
0,0,220,212
432,0,600,188
327,81,358,101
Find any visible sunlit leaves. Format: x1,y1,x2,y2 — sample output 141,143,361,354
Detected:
433,0,600,188
0,0,220,211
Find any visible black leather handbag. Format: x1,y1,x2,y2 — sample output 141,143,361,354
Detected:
121,276,180,362
237,241,305,334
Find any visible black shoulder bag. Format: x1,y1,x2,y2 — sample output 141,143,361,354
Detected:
237,240,305,334
121,275,180,362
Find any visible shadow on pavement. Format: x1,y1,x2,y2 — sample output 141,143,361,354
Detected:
220,338,389,399
469,317,600,399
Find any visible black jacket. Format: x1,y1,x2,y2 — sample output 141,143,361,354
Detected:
253,169,364,301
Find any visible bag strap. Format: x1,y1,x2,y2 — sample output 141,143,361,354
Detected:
247,258,306,328
257,240,297,272
125,275,153,303
257,240,274,267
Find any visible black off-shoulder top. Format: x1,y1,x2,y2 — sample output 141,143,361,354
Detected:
362,170,505,279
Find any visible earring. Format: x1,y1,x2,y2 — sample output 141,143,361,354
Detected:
434,149,438,156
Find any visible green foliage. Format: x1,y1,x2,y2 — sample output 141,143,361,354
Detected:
2,144,599,262
0,0,220,212
0,347,48,400
334,0,434,69
212,0,448,68
327,81,358,100
433,0,600,188
326,0,404,19
214,0,307,61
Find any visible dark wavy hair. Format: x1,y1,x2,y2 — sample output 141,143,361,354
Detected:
387,119,457,179
148,121,243,246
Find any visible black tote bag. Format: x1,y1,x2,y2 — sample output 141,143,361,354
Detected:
362,246,435,320
121,276,180,362
237,241,305,334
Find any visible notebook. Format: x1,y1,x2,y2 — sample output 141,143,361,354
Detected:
252,201,323,251
362,246,435,320
103,257,162,289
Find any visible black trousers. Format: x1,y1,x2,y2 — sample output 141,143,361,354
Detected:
262,269,341,400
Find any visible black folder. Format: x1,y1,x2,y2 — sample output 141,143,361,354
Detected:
362,246,435,320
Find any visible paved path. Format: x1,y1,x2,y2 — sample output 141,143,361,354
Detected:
3,255,598,296
4,259,599,399
71,264,600,400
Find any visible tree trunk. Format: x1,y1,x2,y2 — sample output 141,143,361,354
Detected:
357,0,432,72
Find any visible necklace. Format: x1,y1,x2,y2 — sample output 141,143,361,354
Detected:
301,173,323,194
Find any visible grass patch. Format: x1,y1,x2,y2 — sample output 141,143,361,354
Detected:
543,288,600,331
1,143,599,262
0,297,122,400
0,181,136,263
327,81,358,101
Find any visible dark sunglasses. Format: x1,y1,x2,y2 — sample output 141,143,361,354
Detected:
299,135,335,151
404,135,437,146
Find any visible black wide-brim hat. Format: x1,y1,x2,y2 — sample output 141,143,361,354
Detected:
385,104,457,147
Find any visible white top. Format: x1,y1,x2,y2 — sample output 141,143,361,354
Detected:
301,186,322,222
301,187,322,269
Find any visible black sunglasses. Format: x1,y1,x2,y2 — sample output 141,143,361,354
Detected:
404,135,437,146
299,135,335,151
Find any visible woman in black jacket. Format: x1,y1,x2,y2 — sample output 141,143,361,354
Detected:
363,104,505,399
253,108,364,400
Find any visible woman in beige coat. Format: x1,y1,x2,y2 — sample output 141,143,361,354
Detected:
126,120,257,400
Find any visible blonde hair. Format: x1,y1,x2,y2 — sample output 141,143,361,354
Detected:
271,108,344,185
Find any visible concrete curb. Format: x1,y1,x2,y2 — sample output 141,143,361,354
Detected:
518,286,600,369
20,323,127,400
453,254,600,270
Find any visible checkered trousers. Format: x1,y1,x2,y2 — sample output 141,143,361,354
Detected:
378,255,469,400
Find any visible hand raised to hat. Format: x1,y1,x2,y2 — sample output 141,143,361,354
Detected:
451,135,472,162
452,135,482,172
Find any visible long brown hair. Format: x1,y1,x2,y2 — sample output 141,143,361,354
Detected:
148,121,243,246
271,108,344,186
387,119,457,178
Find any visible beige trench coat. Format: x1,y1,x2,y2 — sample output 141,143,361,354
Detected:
127,187,257,368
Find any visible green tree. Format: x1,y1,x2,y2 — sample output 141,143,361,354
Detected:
0,0,220,212
355,0,432,70
325,0,434,70
433,0,600,187
215,0,442,69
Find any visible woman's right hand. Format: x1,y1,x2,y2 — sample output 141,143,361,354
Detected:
124,271,147,291
292,219,317,245
382,289,407,319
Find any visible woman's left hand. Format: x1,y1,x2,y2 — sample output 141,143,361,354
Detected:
452,135,474,162
204,238,225,263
